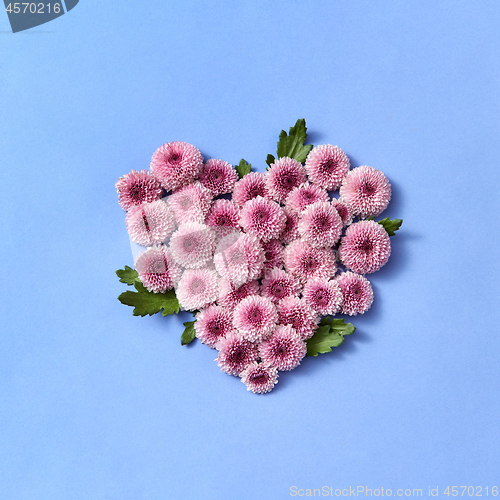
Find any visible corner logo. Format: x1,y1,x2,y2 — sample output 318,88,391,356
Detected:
3,0,79,33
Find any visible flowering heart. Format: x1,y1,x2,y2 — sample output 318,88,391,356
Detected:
115,119,402,394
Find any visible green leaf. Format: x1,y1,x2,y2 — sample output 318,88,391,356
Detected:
235,159,251,179
181,320,196,345
377,217,403,236
118,281,180,317
266,154,276,167
306,317,356,356
366,215,374,221
116,265,139,285
275,118,313,164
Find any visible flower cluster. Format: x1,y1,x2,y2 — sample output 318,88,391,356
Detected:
117,123,399,394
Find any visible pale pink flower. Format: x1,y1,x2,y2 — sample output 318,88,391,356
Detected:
298,201,342,248
336,271,374,316
339,165,391,218
259,325,307,371
169,222,214,269
331,197,354,227
240,362,278,394
305,144,350,190
232,172,268,207
276,296,319,340
176,268,219,311
260,268,301,303
233,295,278,342
217,279,260,309
134,246,182,293
205,199,240,239
150,141,203,192
168,182,212,224
239,196,286,243
216,333,259,376
265,157,307,203
279,208,300,244
115,170,163,211
285,182,329,214
262,239,284,270
199,159,238,196
302,278,343,315
338,220,391,274
125,200,175,246
195,305,235,348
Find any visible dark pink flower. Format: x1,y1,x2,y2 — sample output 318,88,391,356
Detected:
302,278,343,315
125,200,175,246
115,170,163,211
298,201,342,248
259,325,307,371
265,157,307,203
232,172,268,207
262,239,284,270
276,296,319,340
216,333,259,376
134,246,182,293
168,182,212,224
150,141,203,192
285,182,329,214
199,159,238,196
195,305,235,348
233,295,278,342
217,279,259,309
260,268,301,303
305,144,350,190
279,208,300,244
176,268,219,311
336,271,374,316
205,199,241,239
169,222,214,269
240,362,278,394
339,165,391,218
338,220,391,274
331,197,354,227
239,196,286,243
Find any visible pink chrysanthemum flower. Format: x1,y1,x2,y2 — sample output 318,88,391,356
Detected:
150,141,203,192
338,220,391,274
279,208,300,244
232,172,268,207
298,201,342,248
285,182,329,214
283,240,337,284
239,196,286,243
331,197,354,227
302,278,343,315
260,268,301,303
305,144,350,190
233,295,278,342
259,325,307,371
176,268,219,311
336,271,374,316
125,200,175,246
240,362,278,394
115,170,163,211
199,159,238,196
169,222,214,269
218,279,259,309
168,182,212,224
276,296,319,340
195,305,235,348
262,239,284,270
214,233,265,287
265,157,307,203
216,333,259,376
134,246,182,293
205,199,240,239
339,165,392,218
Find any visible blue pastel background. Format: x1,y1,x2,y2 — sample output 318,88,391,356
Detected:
1,1,499,499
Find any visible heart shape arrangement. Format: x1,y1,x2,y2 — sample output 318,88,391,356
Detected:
116,120,402,394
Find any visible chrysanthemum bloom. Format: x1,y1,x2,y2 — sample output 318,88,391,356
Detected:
265,157,307,203
125,200,175,246
336,271,374,316
199,159,238,196
338,220,391,274
283,240,337,284
240,362,278,394
115,170,163,211
285,182,329,214
150,141,203,192
216,333,259,376
214,233,264,287
169,222,214,269
339,165,391,218
134,246,182,293
331,197,354,227
176,268,219,311
232,172,268,207
195,305,235,348
205,199,240,239
279,207,300,244
232,295,278,342
217,279,259,309
259,325,307,371
276,296,319,340
260,268,301,303
298,201,342,248
262,239,284,270
167,182,213,224
304,144,350,190
302,278,343,315
239,196,286,243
